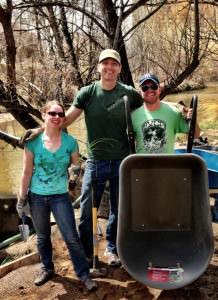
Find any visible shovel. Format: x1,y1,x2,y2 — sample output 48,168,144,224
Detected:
90,179,107,277
19,214,30,242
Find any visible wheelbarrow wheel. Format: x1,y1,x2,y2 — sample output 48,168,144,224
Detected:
187,95,198,153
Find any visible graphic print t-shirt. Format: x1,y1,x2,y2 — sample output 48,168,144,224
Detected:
131,102,189,153
26,132,78,195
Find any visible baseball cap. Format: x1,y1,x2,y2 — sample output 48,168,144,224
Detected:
139,73,159,86
98,49,121,64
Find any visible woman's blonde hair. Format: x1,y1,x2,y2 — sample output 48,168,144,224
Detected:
41,100,65,114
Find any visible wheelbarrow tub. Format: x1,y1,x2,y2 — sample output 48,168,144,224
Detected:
118,154,214,290
175,147,218,189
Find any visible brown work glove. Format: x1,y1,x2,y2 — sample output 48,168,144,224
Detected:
19,127,44,147
175,101,189,120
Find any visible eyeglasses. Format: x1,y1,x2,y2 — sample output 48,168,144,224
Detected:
141,84,158,92
47,111,65,118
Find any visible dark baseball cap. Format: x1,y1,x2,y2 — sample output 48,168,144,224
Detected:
139,73,159,86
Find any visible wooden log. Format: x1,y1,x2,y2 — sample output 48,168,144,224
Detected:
0,251,39,278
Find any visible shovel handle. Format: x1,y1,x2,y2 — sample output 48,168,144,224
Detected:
187,95,198,153
91,179,100,269
21,213,26,224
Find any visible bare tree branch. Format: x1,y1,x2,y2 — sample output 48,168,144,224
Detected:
0,130,23,149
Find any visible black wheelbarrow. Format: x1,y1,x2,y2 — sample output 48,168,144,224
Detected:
117,96,214,290
117,154,214,290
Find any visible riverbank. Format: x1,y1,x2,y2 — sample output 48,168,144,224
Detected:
171,79,206,93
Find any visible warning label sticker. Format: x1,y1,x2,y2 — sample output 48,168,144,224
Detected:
147,266,184,283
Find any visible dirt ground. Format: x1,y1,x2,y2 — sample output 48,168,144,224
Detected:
0,213,218,300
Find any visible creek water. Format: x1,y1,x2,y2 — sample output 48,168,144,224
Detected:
0,82,218,196
0,116,87,196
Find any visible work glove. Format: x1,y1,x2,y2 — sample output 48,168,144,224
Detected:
176,101,190,120
19,127,43,147
16,195,30,218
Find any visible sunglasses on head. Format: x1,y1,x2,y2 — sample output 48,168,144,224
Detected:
47,111,65,118
141,84,158,92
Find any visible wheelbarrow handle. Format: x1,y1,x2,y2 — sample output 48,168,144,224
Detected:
187,95,198,153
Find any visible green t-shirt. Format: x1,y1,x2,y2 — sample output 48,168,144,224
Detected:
26,131,78,195
131,102,189,154
73,81,143,160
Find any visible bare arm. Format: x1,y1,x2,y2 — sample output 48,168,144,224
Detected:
64,105,83,127
19,148,34,199
71,151,79,166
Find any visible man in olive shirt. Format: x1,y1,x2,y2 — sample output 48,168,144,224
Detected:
65,49,142,266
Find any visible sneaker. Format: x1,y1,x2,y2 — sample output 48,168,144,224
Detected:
82,276,98,292
104,249,121,267
34,269,54,286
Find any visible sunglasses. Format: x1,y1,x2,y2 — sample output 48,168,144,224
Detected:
47,111,65,118
141,84,158,92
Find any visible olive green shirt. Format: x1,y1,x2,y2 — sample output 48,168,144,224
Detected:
73,81,143,159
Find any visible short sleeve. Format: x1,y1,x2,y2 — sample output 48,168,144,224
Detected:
127,86,143,111
25,140,35,153
68,135,79,154
175,109,189,133
73,86,88,109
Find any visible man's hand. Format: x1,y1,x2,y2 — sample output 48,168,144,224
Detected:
16,195,30,218
176,101,190,120
19,127,44,147
177,100,200,138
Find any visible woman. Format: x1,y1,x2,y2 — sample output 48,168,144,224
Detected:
17,101,97,291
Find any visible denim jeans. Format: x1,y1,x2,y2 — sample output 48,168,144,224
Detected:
28,191,90,281
79,159,121,256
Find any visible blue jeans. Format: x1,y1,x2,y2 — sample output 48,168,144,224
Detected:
79,159,121,256
28,192,90,281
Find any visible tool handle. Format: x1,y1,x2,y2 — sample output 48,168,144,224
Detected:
187,95,198,153
123,95,136,154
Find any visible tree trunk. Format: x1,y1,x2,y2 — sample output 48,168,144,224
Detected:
46,5,65,59
0,2,39,129
60,6,83,88
99,0,135,86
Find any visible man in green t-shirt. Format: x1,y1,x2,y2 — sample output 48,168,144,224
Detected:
65,49,143,266
131,73,200,154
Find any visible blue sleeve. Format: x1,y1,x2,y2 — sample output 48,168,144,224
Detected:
25,139,35,153
68,135,79,154
25,134,42,153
